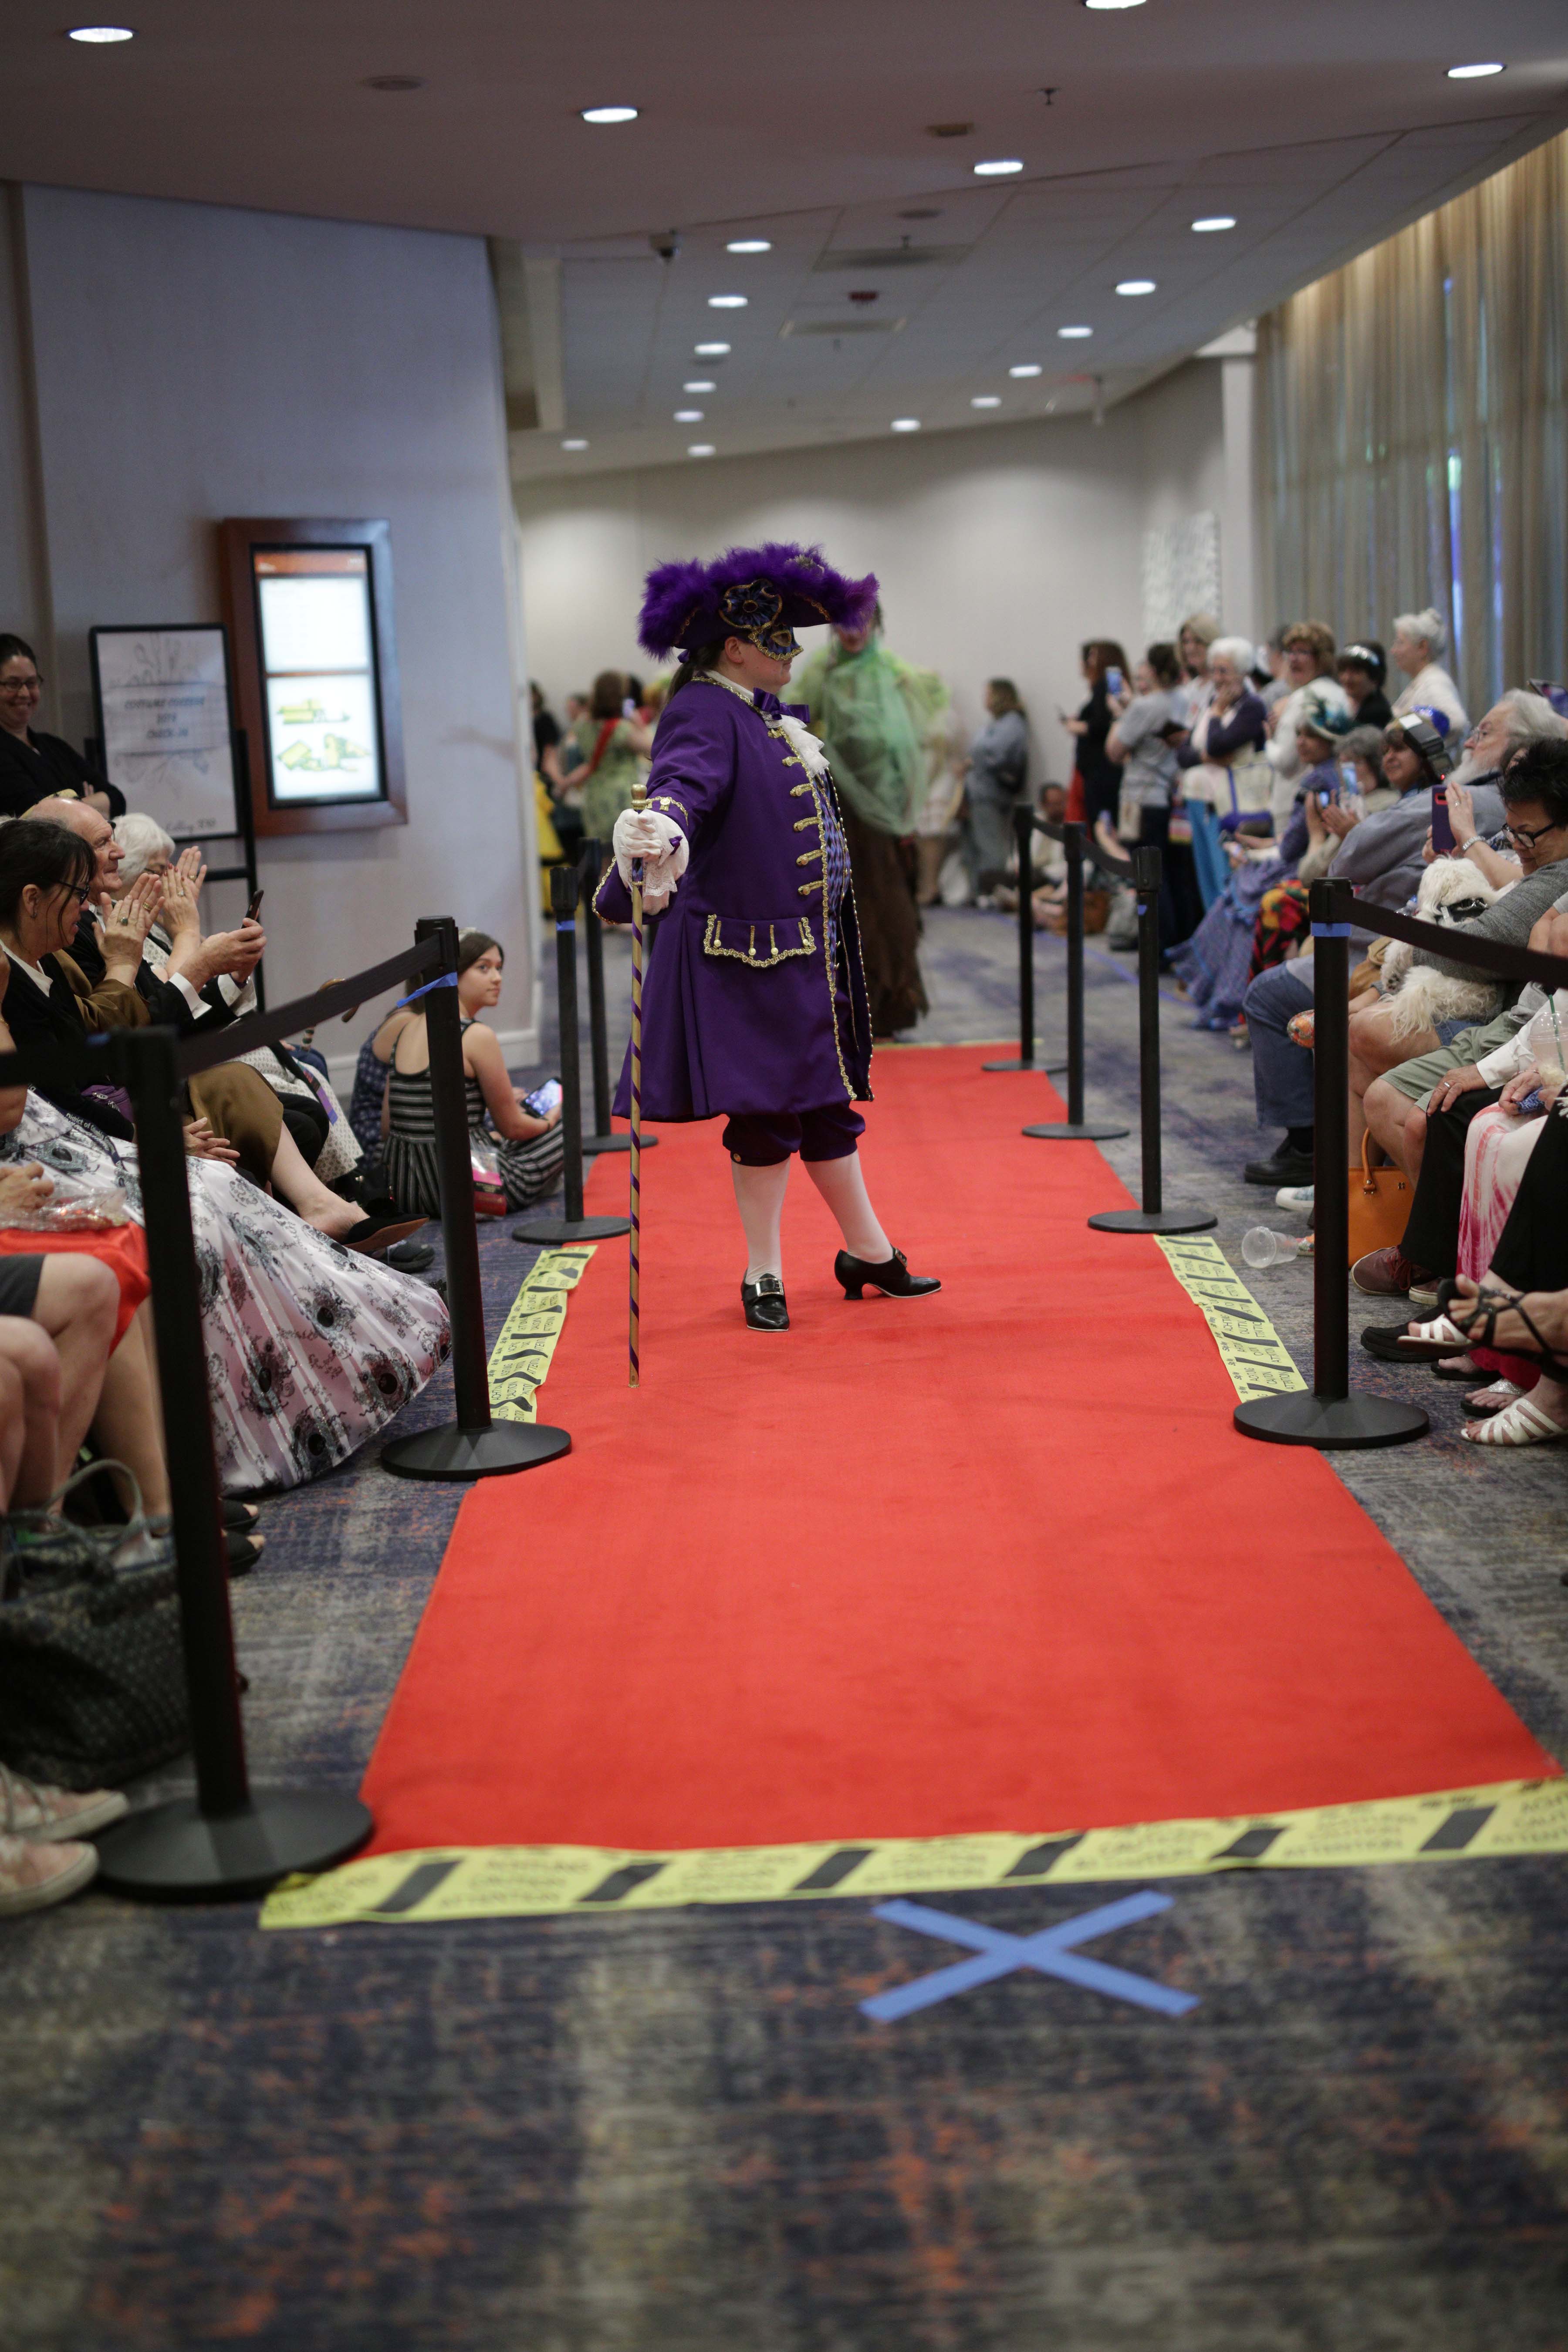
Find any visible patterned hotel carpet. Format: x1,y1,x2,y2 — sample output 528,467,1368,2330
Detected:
3,908,1566,2352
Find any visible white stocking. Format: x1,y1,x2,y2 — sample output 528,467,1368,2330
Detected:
731,1159,790,1281
804,1149,890,1262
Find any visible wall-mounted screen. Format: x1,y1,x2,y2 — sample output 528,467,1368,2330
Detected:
220,518,406,839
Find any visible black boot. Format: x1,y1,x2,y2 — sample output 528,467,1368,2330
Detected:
834,1247,941,1301
741,1271,790,1331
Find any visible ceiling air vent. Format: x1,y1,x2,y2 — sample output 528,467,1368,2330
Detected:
781,318,907,337
814,246,972,273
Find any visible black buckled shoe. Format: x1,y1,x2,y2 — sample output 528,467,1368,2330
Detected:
742,1271,790,1331
834,1247,941,1301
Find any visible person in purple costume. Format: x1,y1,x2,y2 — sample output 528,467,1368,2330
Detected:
594,541,941,1333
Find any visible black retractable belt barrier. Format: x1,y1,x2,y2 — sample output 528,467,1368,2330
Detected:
1023,820,1130,1144
513,866,632,1244
1235,878,1429,1450
983,804,1068,1074
379,916,571,1479
1087,846,1217,1236
93,1022,373,1899
579,838,655,1157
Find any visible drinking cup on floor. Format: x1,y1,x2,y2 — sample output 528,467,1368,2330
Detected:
1242,1227,1301,1270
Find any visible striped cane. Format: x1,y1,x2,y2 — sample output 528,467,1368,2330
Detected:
628,774,648,1386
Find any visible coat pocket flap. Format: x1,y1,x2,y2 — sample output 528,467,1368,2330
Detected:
702,915,817,968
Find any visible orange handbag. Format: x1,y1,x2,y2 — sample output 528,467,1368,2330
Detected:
1346,1134,1412,1266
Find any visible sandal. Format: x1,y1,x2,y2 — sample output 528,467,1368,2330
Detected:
1361,1319,1462,1364
1437,1278,1568,1378
1462,1392,1568,1446
1465,1379,1525,1415
1432,1354,1480,1381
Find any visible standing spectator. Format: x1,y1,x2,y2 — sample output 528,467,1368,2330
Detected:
1178,612,1221,720
1391,608,1469,737
1259,627,1293,713
1105,644,1202,951
1066,640,1129,832
1337,640,1394,730
568,672,655,846
531,683,562,782
960,679,1030,900
0,636,122,821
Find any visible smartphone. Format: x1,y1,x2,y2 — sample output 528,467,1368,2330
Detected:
1339,760,1358,795
245,889,265,922
1106,667,1125,696
524,1078,562,1119
1430,787,1456,854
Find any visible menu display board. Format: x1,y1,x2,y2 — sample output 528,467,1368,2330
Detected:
88,624,240,840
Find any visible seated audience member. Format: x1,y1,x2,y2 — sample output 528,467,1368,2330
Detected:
0,637,123,821
1390,608,1469,738
1258,627,1292,713
1355,905,1568,1299
1263,622,1349,822
377,930,564,1216
51,801,261,1037
994,782,1070,924
1237,695,1568,1185
0,1303,133,1918
1172,694,1349,1032
1345,736,1568,1145
1336,641,1394,731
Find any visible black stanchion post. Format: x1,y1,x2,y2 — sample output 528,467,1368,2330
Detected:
578,840,653,1158
1235,878,1428,1449
382,917,572,1478
1087,846,1217,1236
514,866,631,1244
983,807,1066,1074
94,1026,372,1898
1024,820,1129,1145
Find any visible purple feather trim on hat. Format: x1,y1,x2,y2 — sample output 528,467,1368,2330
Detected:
638,540,878,660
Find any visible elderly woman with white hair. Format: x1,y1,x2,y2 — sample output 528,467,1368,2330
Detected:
1173,635,1271,905
1390,608,1469,738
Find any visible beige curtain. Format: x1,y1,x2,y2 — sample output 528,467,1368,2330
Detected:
1257,128,1568,716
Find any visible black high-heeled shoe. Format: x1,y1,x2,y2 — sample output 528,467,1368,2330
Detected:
742,1271,790,1331
834,1247,940,1301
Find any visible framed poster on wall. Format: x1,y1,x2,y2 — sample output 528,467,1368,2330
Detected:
219,517,406,837
88,623,241,841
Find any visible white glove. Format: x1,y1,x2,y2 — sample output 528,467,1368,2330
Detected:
612,807,688,909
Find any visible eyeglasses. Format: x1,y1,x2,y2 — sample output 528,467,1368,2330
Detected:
1504,816,1561,846
0,676,41,694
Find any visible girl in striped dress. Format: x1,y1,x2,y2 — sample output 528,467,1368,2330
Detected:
375,931,564,1216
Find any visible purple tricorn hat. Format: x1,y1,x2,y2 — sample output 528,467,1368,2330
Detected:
638,540,879,662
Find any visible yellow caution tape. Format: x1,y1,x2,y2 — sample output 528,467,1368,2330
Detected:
486,1245,595,1421
259,1777,1568,1929
1154,1236,1307,1401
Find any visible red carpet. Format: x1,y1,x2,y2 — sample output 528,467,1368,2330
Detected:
361,1047,1554,1855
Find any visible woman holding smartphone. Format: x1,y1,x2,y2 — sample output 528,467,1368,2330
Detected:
376,929,564,1216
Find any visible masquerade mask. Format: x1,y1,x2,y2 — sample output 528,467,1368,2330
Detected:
718,579,801,662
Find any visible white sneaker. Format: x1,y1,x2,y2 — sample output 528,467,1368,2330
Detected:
1274,1185,1315,1215
0,1764,128,1844
0,1832,97,1915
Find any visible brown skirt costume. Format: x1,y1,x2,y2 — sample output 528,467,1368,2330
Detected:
839,807,928,1037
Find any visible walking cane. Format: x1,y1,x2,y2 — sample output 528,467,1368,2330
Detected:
629,774,648,1387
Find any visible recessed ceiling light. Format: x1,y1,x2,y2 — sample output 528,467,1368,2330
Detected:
674,409,704,422
1009,362,1043,378
694,342,730,357
66,22,135,38
726,239,771,253
580,104,639,123
1083,0,1146,10
363,74,424,90
708,294,747,309
687,443,716,457
971,395,1001,409
1191,216,1236,233
683,378,716,392
561,439,588,451
891,418,922,433
974,159,1024,177
1058,324,1093,338
1116,278,1156,295
1448,61,1504,78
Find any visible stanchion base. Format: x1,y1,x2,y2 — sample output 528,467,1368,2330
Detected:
1234,1390,1430,1450
380,1420,571,1480
1241,1383,1439,1439
982,1058,1070,1074
94,1788,372,1902
582,1132,661,1156
1024,1121,1131,1142
512,1214,631,1243
1088,1206,1218,1235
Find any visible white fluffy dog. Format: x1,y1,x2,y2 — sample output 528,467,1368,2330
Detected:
1378,857,1513,1038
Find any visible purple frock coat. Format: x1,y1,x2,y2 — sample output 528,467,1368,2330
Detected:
594,679,873,1120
